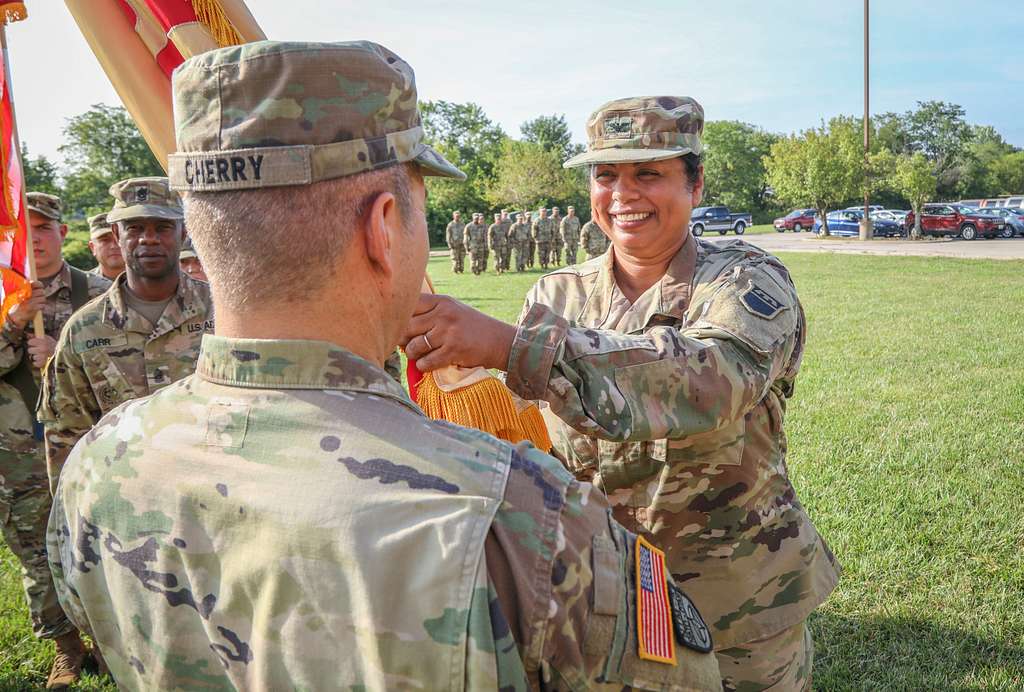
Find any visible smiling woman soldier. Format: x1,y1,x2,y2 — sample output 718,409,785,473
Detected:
403,96,840,691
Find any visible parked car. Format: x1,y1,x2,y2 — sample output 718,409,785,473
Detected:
1002,196,1024,210
870,209,909,229
844,205,885,213
978,207,1024,237
979,198,1007,208
904,203,1006,240
812,209,902,237
689,206,752,236
774,208,816,232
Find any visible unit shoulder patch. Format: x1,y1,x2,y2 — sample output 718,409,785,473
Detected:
740,284,785,319
667,581,713,653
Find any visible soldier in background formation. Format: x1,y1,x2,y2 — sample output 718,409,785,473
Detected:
508,212,531,272
487,212,506,274
0,192,110,689
179,236,208,281
580,214,611,259
86,212,125,280
445,210,465,273
47,40,720,690
39,177,214,494
498,209,513,271
531,207,556,270
524,210,535,267
463,212,488,274
560,205,581,265
550,206,563,264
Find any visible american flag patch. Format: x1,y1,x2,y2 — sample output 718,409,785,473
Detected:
635,535,677,665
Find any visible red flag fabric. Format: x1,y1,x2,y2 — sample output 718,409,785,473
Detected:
0,13,27,280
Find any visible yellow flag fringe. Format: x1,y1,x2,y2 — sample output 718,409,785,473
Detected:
0,3,26,26
191,0,244,46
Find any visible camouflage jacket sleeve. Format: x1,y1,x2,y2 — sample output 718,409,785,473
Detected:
46,471,92,637
38,329,103,479
0,317,26,375
487,443,720,690
505,261,802,442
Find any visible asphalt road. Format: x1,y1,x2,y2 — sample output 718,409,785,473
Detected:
712,232,1024,260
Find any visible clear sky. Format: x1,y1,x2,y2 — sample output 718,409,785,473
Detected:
7,0,1023,165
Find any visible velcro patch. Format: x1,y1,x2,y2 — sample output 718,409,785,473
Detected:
73,333,128,353
604,115,634,139
668,581,713,653
740,285,784,319
636,535,677,665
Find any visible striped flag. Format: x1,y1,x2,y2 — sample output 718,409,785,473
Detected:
65,0,265,168
636,535,677,665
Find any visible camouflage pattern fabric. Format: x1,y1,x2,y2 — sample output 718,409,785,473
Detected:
550,212,564,264
0,262,108,639
463,220,489,275
487,221,507,274
88,212,112,240
499,217,513,271
107,177,183,224
446,219,466,273
580,219,610,259
26,191,62,221
508,220,531,272
563,96,704,169
560,215,582,265
38,273,214,492
504,236,840,655
719,621,813,692
531,217,556,269
48,335,720,690
168,41,464,192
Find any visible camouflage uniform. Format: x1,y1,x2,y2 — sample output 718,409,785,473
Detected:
580,218,610,259
523,213,536,267
446,217,466,273
561,213,582,265
508,217,531,272
487,217,507,274
550,210,564,265
499,213,514,271
85,211,122,281
39,270,214,492
0,193,109,642
531,215,556,269
48,42,720,691
464,216,489,275
507,96,841,691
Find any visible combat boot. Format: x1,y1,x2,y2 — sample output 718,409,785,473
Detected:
46,630,88,690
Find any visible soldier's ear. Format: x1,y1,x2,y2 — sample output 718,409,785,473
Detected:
690,165,705,208
363,190,399,281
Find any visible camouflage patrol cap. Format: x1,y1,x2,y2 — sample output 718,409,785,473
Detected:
179,236,198,260
563,96,704,168
168,40,465,192
107,177,184,224
26,192,62,221
88,212,113,239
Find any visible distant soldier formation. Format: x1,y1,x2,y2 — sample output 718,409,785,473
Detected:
445,204,609,274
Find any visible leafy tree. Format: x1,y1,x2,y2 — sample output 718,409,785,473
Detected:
420,100,506,243
59,104,163,219
520,114,583,162
764,117,864,235
893,153,937,239
484,139,583,212
985,151,1024,196
21,145,60,196
702,121,777,216
874,101,973,198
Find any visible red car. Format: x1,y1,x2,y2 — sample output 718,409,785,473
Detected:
904,203,1005,240
774,208,816,232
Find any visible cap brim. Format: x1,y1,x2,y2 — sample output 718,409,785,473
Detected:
413,144,466,180
107,205,184,224
179,250,198,260
89,230,114,240
26,206,61,221
563,147,694,169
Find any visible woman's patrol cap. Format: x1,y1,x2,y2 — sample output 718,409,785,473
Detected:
168,40,465,192
563,96,704,168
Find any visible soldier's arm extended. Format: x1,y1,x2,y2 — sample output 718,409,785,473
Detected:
38,331,104,484
506,261,801,442
487,443,720,690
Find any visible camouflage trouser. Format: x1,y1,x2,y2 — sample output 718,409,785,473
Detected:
449,246,465,273
718,621,813,692
0,445,73,639
514,243,527,272
492,245,507,272
470,251,487,275
501,246,512,272
527,238,535,267
536,242,551,268
565,244,579,265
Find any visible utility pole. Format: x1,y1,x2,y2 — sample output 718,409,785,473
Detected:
860,0,873,240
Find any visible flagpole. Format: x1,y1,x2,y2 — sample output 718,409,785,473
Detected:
0,20,43,339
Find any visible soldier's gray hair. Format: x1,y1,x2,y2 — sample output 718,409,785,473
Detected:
185,164,413,310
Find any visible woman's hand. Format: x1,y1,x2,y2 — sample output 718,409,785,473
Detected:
401,293,517,372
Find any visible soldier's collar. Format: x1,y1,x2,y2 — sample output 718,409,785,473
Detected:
577,233,697,329
105,272,204,336
196,335,415,406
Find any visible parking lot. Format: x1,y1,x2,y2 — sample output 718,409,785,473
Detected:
717,233,1024,260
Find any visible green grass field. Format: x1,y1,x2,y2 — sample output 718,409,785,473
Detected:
2,248,1022,689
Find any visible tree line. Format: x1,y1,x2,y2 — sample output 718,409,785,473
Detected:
24,100,1022,250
